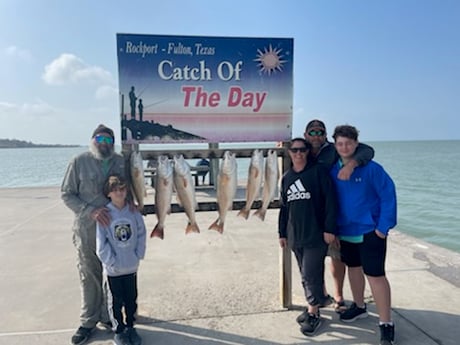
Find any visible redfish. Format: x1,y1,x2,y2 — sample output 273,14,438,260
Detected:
254,149,279,221
238,149,264,220
209,151,237,233
151,155,173,239
173,154,200,235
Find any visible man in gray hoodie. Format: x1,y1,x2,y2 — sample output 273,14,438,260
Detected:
61,124,126,345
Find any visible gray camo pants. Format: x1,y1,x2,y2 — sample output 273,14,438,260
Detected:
73,223,109,328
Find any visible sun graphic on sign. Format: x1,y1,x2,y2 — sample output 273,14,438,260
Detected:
254,44,287,75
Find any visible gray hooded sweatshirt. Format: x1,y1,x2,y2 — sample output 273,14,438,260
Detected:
96,202,146,277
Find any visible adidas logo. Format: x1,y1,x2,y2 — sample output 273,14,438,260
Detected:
287,179,311,202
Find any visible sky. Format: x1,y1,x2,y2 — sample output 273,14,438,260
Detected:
0,0,459,145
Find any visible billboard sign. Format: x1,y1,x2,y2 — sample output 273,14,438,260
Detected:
116,34,293,143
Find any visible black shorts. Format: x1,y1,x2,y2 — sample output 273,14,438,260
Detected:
340,231,387,277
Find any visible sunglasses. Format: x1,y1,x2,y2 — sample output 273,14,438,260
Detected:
95,135,114,144
308,130,325,137
289,147,308,153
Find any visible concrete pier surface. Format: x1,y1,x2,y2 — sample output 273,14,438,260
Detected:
0,187,459,345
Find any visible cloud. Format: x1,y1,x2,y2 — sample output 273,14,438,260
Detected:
0,101,15,110
4,46,33,62
42,53,113,85
95,85,118,100
0,99,55,117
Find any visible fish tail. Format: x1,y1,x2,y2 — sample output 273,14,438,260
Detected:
208,219,224,233
253,208,266,221
150,224,164,239
237,208,250,220
186,222,200,234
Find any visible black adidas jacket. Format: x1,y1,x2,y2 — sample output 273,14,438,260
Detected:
278,162,338,249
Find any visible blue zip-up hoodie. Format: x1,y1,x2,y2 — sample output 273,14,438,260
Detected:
96,202,146,277
330,160,397,237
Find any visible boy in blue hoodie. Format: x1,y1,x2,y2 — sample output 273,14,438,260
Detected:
330,125,397,345
97,175,146,345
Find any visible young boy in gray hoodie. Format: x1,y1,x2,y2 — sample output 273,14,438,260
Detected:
96,175,146,345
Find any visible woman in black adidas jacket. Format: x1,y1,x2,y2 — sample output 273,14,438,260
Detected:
278,137,338,336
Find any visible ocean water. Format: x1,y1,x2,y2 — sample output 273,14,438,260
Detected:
0,141,459,254
370,140,460,254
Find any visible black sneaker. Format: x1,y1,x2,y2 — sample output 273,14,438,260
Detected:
98,320,113,330
296,309,308,324
300,313,322,336
71,326,93,345
340,302,368,322
127,327,142,345
379,323,395,345
297,295,333,324
319,294,334,308
113,331,131,345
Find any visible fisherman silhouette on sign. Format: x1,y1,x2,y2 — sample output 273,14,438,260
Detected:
129,86,137,120
138,98,144,122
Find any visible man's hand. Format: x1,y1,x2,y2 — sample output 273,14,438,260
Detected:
323,232,336,245
279,238,288,248
91,207,111,227
337,159,358,180
330,237,341,249
127,200,142,213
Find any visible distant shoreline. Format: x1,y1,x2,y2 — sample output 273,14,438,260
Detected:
0,145,81,149
0,138,80,149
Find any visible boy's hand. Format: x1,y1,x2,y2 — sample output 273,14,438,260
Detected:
375,229,386,239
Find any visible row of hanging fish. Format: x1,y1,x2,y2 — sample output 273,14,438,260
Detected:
133,150,279,239
210,148,279,232
151,154,200,239
240,149,279,222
